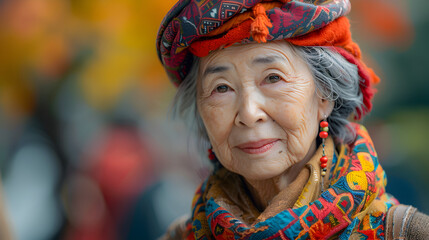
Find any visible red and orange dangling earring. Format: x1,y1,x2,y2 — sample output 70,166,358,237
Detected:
319,118,329,191
208,148,217,163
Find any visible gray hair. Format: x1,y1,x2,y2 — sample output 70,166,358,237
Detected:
172,43,363,147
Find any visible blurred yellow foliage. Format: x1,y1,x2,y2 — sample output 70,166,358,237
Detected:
0,0,69,118
69,0,178,109
0,0,177,116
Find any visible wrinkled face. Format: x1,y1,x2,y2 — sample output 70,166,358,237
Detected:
197,41,332,181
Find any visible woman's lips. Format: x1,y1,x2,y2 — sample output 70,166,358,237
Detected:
236,139,279,154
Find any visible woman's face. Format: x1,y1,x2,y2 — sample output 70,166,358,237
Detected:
197,41,333,181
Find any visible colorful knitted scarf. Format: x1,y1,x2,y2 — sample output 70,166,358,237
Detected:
184,124,398,239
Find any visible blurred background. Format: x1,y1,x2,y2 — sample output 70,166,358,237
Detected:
0,0,427,239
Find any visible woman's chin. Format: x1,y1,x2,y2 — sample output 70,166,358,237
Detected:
225,148,292,181
235,162,290,181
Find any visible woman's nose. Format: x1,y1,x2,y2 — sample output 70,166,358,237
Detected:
234,91,268,127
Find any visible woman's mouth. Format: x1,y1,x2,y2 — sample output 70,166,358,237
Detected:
236,139,280,154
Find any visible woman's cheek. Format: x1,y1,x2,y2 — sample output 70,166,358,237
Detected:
264,81,307,111
271,81,313,122
266,92,312,158
200,94,236,145
269,97,302,130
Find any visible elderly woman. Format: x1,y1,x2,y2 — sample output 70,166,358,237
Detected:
156,0,429,239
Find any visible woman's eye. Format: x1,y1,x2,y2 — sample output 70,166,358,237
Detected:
265,74,282,84
215,84,230,93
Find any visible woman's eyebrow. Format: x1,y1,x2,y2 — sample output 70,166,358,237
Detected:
202,65,230,78
252,55,284,65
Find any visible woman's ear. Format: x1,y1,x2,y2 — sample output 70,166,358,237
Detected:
318,97,335,121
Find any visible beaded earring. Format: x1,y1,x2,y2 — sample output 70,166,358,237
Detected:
319,118,329,192
208,148,216,163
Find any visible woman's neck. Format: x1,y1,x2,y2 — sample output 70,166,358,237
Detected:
244,141,317,211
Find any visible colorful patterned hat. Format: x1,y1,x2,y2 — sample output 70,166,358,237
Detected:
156,0,379,119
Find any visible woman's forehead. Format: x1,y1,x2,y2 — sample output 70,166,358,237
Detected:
200,41,300,70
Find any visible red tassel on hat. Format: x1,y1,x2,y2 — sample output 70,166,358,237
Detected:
251,4,273,43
